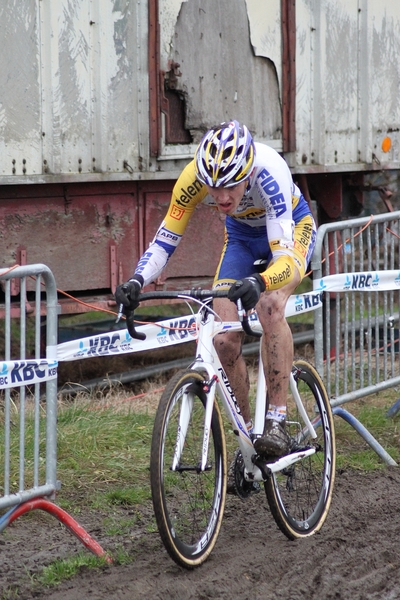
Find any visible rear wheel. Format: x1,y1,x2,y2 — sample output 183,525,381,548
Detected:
265,360,335,539
150,369,226,568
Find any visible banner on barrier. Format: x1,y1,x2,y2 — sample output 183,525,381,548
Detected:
0,360,58,389
314,270,400,293
49,270,400,364
285,290,323,316
56,291,323,363
56,316,198,362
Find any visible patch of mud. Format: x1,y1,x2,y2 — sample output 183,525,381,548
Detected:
2,468,400,600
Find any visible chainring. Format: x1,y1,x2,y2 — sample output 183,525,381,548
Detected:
232,448,261,501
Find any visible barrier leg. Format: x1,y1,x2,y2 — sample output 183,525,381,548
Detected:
333,407,397,467
0,498,112,563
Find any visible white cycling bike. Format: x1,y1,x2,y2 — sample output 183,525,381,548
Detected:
126,287,336,569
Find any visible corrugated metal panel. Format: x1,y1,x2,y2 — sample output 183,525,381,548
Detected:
40,0,148,176
0,0,42,177
296,0,400,172
0,0,149,180
1,0,400,182
296,0,360,169
368,2,400,165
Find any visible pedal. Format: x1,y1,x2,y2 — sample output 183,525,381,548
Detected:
252,455,273,481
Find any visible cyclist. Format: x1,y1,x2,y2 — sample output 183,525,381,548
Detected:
115,120,316,460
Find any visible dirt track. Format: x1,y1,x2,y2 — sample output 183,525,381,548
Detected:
2,467,400,600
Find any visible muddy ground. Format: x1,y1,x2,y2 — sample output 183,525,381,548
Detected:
2,467,400,600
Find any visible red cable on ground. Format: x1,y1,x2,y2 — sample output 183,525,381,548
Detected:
90,386,166,411
8,498,112,563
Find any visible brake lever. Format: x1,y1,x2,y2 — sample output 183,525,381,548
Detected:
115,303,124,324
237,298,246,323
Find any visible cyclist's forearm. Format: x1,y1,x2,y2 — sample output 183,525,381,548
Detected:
260,254,297,291
133,242,171,286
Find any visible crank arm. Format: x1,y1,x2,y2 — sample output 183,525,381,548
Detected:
253,447,316,479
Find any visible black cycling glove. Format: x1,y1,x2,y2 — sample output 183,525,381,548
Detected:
227,273,266,311
115,274,144,311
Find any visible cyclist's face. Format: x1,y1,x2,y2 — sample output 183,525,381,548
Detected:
205,181,247,215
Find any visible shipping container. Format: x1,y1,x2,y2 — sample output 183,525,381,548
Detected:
1,0,399,313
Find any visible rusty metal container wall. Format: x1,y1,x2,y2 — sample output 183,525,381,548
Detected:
158,0,282,149
142,192,225,287
0,182,143,293
0,180,225,298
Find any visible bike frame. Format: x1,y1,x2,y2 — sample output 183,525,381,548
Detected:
174,301,317,483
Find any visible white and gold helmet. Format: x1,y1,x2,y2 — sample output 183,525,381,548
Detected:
195,120,255,188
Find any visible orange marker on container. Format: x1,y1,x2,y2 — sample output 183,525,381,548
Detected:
382,137,392,153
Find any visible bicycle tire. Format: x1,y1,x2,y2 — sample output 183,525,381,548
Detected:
150,369,227,568
265,359,336,539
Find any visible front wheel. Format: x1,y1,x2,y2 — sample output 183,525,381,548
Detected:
265,360,336,539
150,369,227,568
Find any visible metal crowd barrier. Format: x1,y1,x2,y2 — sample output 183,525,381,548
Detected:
0,264,109,560
311,211,400,465
0,264,59,510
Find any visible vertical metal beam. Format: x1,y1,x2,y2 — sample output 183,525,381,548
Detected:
149,0,160,157
281,0,296,154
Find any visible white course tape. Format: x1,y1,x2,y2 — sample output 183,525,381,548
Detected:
7,271,397,374
314,270,400,293
56,315,198,362
56,269,399,363
0,360,58,389
57,291,323,363
285,290,323,317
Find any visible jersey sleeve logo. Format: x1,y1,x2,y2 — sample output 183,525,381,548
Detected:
170,206,185,220
257,168,287,218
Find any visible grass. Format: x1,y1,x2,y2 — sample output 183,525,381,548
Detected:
33,546,133,588
2,372,400,496
35,552,109,586
0,390,156,502
56,402,153,492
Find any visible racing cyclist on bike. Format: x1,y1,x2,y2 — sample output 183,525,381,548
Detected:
115,120,316,462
